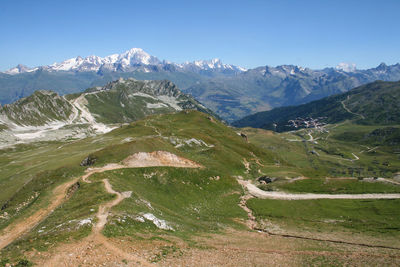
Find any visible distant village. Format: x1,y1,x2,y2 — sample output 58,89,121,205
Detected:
286,117,328,129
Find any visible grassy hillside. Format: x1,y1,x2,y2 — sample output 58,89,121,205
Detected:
0,111,399,265
0,111,276,260
241,122,400,179
233,80,400,131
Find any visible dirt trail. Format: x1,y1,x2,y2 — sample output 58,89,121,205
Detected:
238,195,257,229
0,178,79,250
41,152,202,265
1,150,202,265
94,179,132,234
42,179,152,266
237,179,400,200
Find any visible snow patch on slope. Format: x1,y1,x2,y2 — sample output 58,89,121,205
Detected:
156,95,182,111
146,103,168,109
71,93,116,134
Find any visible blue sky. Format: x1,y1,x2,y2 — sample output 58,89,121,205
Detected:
1,0,399,71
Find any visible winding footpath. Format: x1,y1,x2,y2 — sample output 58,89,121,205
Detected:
93,179,132,234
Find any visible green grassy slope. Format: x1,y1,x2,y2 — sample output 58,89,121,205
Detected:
0,111,276,259
1,110,399,263
241,123,400,179
248,198,400,238
240,122,400,242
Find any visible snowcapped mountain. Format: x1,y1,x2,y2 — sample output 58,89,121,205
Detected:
4,64,39,75
178,58,247,73
3,48,244,74
44,48,161,72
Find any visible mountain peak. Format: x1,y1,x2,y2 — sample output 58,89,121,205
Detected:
119,47,160,65
125,47,145,54
376,62,388,70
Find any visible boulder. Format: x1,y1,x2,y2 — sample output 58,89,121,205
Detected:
80,155,97,166
257,176,273,184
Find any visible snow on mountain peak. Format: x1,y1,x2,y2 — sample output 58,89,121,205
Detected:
336,62,357,72
3,48,245,74
4,64,38,74
118,47,160,65
182,58,245,72
41,48,161,72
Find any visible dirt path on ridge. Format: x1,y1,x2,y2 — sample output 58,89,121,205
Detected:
93,179,132,234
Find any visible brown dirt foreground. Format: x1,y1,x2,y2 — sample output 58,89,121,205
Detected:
31,229,400,267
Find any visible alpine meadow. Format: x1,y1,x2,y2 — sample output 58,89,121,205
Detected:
1,1,400,266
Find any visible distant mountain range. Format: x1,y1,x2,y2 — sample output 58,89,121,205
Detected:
1,48,400,122
186,63,400,121
232,80,400,131
3,48,245,75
